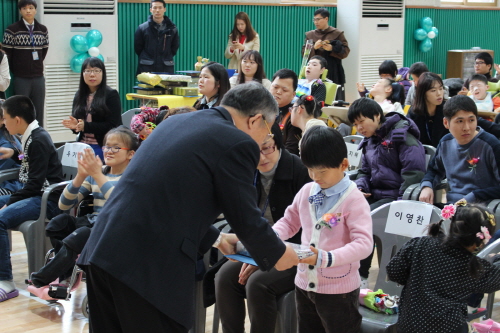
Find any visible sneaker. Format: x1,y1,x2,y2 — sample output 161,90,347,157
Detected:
468,306,486,314
360,278,369,289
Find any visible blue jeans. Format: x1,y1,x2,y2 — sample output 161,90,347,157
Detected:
0,195,60,281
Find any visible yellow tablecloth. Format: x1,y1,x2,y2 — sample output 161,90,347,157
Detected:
126,93,200,108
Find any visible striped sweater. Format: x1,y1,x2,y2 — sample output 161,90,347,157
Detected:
59,170,122,220
2,19,48,78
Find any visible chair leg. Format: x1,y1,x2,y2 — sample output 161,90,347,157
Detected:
485,292,496,319
189,281,206,333
212,305,220,333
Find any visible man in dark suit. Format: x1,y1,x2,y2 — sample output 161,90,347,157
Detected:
78,82,299,333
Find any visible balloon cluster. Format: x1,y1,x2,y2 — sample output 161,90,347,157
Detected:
69,30,103,73
414,17,439,53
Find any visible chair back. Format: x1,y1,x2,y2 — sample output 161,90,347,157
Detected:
324,82,338,106
478,238,500,261
423,145,436,170
344,135,363,145
121,108,141,129
343,135,363,172
371,201,443,296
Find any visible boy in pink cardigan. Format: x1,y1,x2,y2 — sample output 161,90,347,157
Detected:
272,126,373,333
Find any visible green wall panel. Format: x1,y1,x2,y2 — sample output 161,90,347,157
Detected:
404,8,500,79
0,0,19,98
118,3,334,111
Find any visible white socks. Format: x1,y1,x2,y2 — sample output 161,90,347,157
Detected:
0,280,16,293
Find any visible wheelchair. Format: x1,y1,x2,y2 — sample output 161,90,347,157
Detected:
26,248,89,318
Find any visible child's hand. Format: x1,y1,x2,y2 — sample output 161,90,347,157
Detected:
457,87,469,96
76,151,90,178
238,263,259,285
62,116,79,130
299,246,318,266
78,148,102,178
356,82,366,93
0,147,14,160
495,63,500,73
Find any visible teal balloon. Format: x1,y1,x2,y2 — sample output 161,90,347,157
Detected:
70,53,90,73
420,17,433,32
86,30,102,48
70,35,88,53
97,54,104,62
431,27,439,38
414,28,427,41
419,38,433,53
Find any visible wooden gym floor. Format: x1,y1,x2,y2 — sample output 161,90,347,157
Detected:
2,231,499,332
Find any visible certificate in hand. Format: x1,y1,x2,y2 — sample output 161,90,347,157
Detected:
225,241,314,266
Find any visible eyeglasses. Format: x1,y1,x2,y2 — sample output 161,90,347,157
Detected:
83,69,102,75
289,105,299,113
260,145,276,155
312,17,325,22
102,146,130,153
264,119,274,141
475,61,486,66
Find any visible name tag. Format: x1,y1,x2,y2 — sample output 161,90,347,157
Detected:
32,51,39,61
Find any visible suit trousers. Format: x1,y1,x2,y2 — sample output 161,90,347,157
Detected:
214,260,296,333
14,76,45,126
84,264,187,333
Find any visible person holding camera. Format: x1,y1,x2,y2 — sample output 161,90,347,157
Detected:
225,12,260,70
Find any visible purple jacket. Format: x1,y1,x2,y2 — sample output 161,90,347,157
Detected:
355,112,426,200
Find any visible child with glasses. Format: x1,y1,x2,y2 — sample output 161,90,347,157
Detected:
272,126,372,333
28,126,138,290
62,57,122,160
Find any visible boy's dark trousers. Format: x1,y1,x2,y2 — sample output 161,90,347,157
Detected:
296,286,361,333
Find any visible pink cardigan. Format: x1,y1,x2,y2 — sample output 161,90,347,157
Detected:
273,182,373,294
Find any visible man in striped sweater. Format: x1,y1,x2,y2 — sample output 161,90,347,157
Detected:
2,0,48,126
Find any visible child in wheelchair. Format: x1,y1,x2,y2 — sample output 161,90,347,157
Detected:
26,126,138,299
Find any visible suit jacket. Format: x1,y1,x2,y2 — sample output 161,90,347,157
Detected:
78,106,286,330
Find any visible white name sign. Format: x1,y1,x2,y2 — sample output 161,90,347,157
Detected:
385,201,433,238
345,142,362,171
61,142,92,168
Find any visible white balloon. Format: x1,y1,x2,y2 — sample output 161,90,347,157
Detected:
427,31,436,39
88,47,100,57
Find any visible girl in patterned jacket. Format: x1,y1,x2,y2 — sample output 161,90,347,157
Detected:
387,201,500,333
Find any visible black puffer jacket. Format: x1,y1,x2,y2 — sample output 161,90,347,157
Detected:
134,15,180,75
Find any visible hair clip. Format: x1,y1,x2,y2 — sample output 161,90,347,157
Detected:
477,226,492,245
486,211,496,227
441,199,467,220
441,204,456,220
305,95,314,101
320,101,325,108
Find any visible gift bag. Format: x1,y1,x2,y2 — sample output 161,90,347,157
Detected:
472,319,500,333
361,288,400,315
